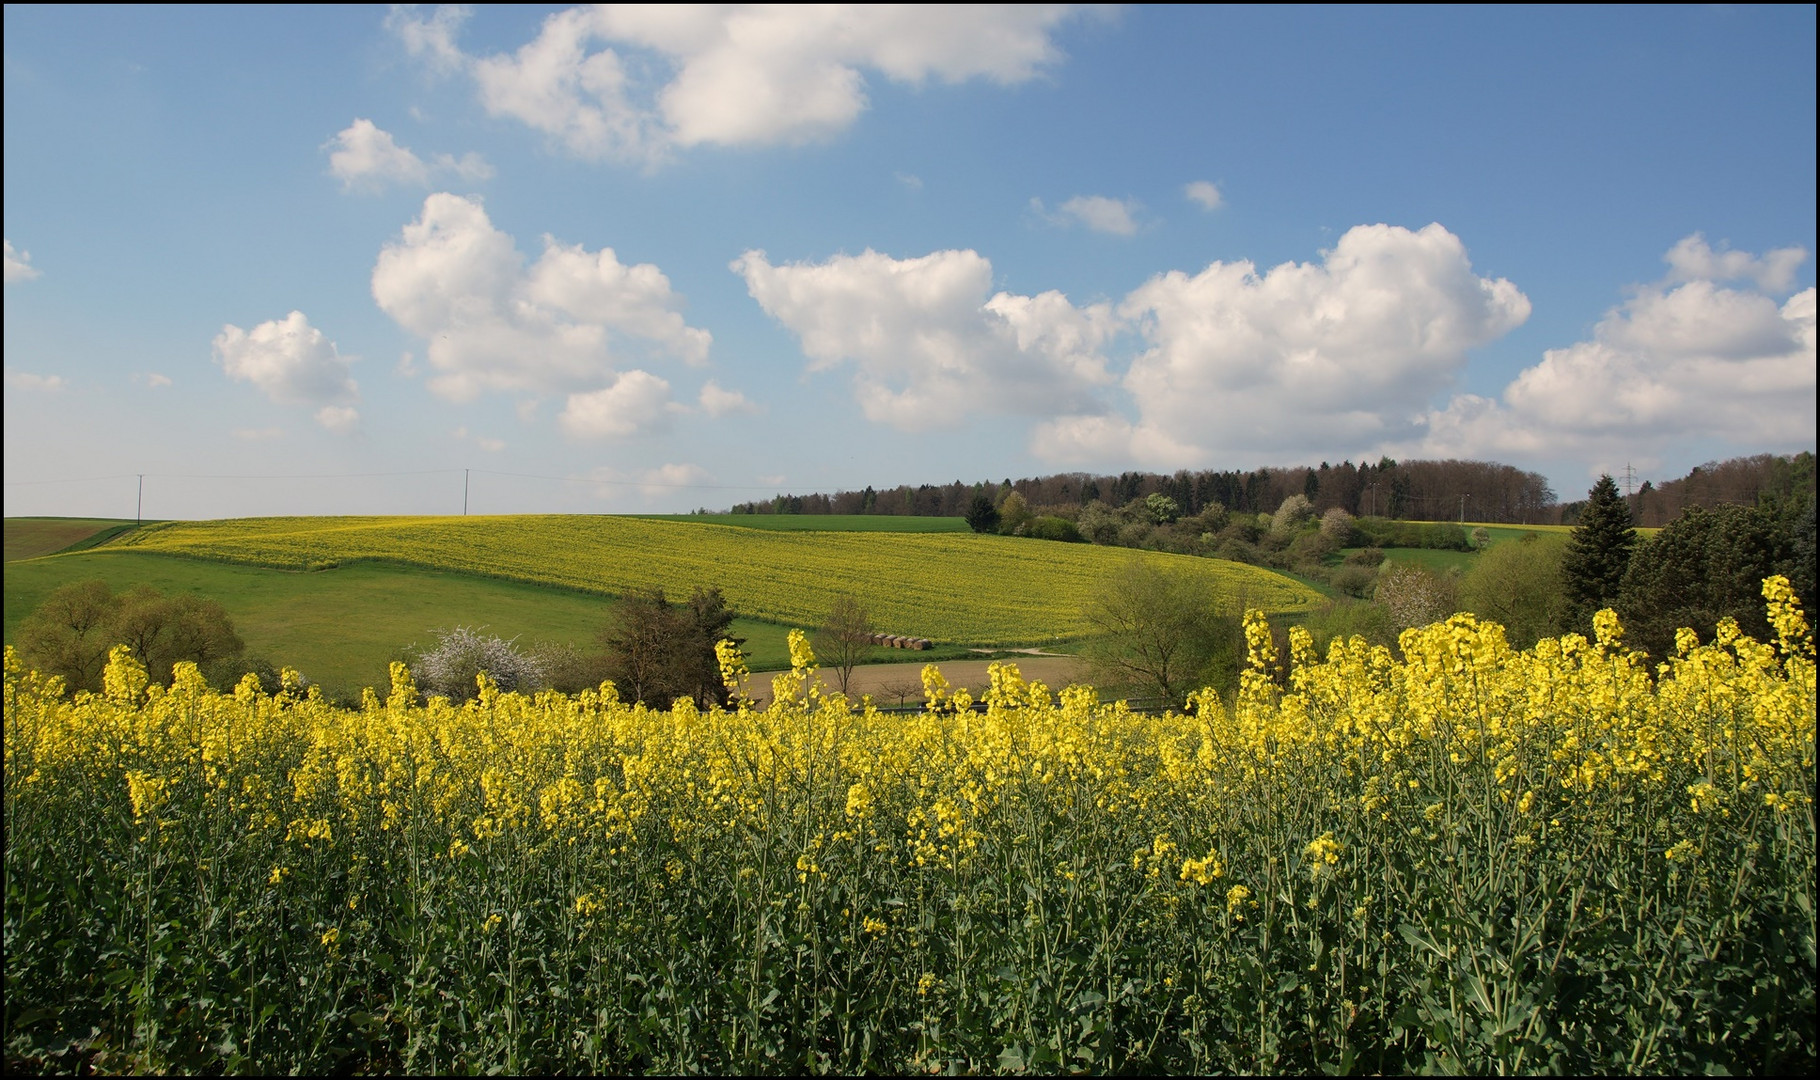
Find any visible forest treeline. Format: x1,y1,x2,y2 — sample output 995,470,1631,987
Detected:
727,452,1815,527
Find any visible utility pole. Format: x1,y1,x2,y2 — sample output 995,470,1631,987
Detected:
1458,493,1471,525
463,469,470,516
136,474,144,525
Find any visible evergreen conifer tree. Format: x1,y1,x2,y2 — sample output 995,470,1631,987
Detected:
1561,475,1636,622
965,492,1001,533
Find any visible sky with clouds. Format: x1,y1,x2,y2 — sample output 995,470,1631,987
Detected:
4,5,1814,518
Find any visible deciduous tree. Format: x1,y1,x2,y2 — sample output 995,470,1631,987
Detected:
601,585,743,707
16,580,246,694
1081,561,1241,706
602,587,687,706
813,596,873,697
1459,533,1567,649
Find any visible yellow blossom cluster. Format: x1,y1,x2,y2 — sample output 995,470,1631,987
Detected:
3,578,1813,1074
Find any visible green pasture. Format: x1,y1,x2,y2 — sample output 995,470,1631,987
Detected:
636,514,970,532
1372,547,1478,573
1347,522,1597,575
3,551,811,697
4,548,1020,697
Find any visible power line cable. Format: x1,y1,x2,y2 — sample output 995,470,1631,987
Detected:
471,468,788,491
6,468,459,485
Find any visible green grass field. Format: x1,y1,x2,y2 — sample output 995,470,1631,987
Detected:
635,514,970,532
3,551,817,695
1346,522,1619,575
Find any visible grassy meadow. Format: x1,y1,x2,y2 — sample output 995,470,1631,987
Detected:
4,551,802,696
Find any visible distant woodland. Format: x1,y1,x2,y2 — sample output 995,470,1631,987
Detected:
726,452,1815,528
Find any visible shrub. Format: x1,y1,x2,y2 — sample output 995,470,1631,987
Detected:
1329,563,1378,598
16,580,246,694
531,641,613,695
1459,533,1567,649
1286,530,1338,569
1374,563,1458,632
1217,518,1264,546
1115,521,1154,548
1027,515,1084,543
1319,507,1358,546
997,491,1034,535
1077,502,1124,545
1299,596,1396,652
411,626,545,701
1272,494,1315,534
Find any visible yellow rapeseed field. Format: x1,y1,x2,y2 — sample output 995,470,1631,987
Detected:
4,579,1812,1073
103,515,1322,643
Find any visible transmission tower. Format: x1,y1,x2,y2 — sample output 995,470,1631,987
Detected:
1622,462,1637,497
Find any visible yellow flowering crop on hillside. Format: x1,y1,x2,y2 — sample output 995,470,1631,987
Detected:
4,578,1813,1074
100,514,1321,644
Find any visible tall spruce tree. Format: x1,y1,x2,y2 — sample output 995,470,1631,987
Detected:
1561,475,1636,623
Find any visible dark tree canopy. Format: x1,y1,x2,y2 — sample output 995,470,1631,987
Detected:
682,586,742,707
1617,504,1800,660
601,586,743,707
964,492,1001,534
1561,476,1637,623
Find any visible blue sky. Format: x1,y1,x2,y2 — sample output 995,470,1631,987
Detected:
5,4,1814,518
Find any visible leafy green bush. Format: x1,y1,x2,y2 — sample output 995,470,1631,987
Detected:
1027,515,1084,542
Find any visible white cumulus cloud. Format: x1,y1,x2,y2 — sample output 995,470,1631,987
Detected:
5,370,64,392
1663,233,1806,293
734,246,1116,431
1420,237,1815,471
638,462,712,496
372,193,710,407
1184,180,1223,211
558,369,677,439
1033,222,1532,467
314,406,362,434
326,119,493,192
212,311,361,431
391,5,1089,164
699,379,761,417
1035,194,1142,236
4,240,41,283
